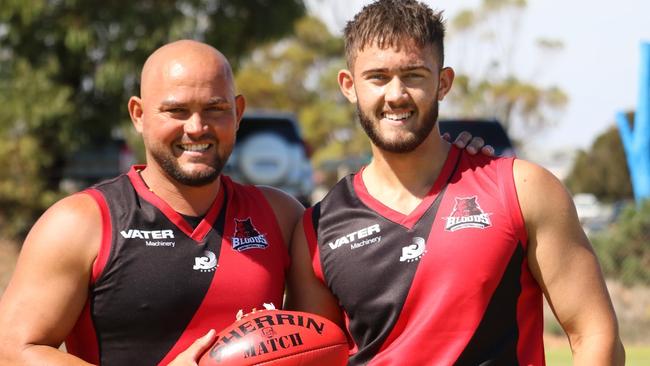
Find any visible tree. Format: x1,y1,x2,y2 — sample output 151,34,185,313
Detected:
564,126,633,202
0,0,305,239
235,16,370,167
592,199,650,286
444,0,568,137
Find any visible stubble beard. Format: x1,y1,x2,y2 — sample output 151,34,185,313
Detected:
357,98,440,154
148,141,226,187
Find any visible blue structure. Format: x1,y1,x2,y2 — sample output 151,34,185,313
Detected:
617,42,650,204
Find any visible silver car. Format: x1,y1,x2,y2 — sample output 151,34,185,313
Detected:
224,111,314,206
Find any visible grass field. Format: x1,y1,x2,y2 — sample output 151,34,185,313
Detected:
546,345,650,365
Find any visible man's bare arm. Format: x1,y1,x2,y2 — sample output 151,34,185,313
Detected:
0,194,101,365
284,215,344,328
514,159,625,365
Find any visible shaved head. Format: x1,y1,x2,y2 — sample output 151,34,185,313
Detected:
140,40,235,98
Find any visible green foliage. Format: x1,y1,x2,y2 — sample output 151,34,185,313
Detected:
235,16,368,167
592,200,650,286
445,0,566,135
0,0,305,239
565,126,633,202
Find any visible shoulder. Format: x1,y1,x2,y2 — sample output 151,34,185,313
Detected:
11,192,103,291
512,159,575,227
454,149,507,177
513,159,570,201
28,192,103,259
256,185,306,249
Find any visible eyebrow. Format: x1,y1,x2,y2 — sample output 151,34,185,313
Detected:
159,97,230,108
361,65,432,76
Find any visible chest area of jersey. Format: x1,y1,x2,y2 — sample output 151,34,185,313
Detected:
317,189,518,305
325,189,512,258
94,199,285,317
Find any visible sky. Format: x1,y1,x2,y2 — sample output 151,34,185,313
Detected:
306,0,650,152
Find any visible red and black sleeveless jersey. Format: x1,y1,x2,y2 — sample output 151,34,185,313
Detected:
303,147,545,366
65,166,289,365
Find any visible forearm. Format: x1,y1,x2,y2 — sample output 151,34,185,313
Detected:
0,344,95,366
570,333,625,366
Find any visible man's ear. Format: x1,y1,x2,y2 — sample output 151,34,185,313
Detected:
234,94,246,131
437,67,455,101
128,96,144,133
337,69,357,104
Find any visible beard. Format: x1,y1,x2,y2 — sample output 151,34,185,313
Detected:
357,98,440,153
148,139,225,187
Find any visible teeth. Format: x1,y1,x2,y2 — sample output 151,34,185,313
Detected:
383,112,413,120
180,143,209,152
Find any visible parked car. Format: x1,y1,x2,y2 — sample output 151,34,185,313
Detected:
439,119,516,157
61,137,135,191
223,111,314,206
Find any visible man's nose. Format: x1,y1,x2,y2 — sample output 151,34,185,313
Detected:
384,77,408,103
184,112,207,134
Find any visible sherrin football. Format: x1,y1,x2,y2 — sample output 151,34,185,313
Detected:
198,309,348,366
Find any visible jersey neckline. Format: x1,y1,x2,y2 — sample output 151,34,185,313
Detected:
353,145,460,229
126,165,226,242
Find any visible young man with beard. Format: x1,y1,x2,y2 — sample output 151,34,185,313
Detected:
286,1,625,365
0,40,489,365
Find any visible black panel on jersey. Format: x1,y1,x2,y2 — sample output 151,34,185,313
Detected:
310,202,321,233
180,213,205,229
91,176,228,366
316,176,448,366
453,242,524,365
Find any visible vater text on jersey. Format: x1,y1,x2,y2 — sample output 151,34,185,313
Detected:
328,223,381,250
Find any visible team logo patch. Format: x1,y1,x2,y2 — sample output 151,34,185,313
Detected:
232,217,269,251
444,196,492,231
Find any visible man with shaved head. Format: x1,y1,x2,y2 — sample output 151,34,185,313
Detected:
0,40,306,365
0,39,489,365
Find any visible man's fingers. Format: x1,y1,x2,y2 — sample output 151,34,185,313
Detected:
448,131,495,156
187,329,216,360
441,132,452,142
466,136,484,154
452,131,472,147
481,145,496,156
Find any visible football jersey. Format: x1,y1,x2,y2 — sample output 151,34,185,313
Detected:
304,146,545,365
65,166,289,365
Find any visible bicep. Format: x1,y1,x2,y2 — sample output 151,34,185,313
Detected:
284,218,343,328
515,160,617,337
0,194,100,349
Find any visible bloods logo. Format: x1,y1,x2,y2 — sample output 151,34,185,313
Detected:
444,196,492,231
232,218,269,251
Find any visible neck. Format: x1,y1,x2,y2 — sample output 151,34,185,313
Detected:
139,165,221,216
362,134,450,212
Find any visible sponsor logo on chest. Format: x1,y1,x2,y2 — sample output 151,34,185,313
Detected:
193,250,218,272
399,237,427,262
232,217,269,251
327,223,382,250
120,228,176,247
444,196,492,232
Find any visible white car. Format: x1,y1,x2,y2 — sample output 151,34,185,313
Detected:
224,112,314,206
